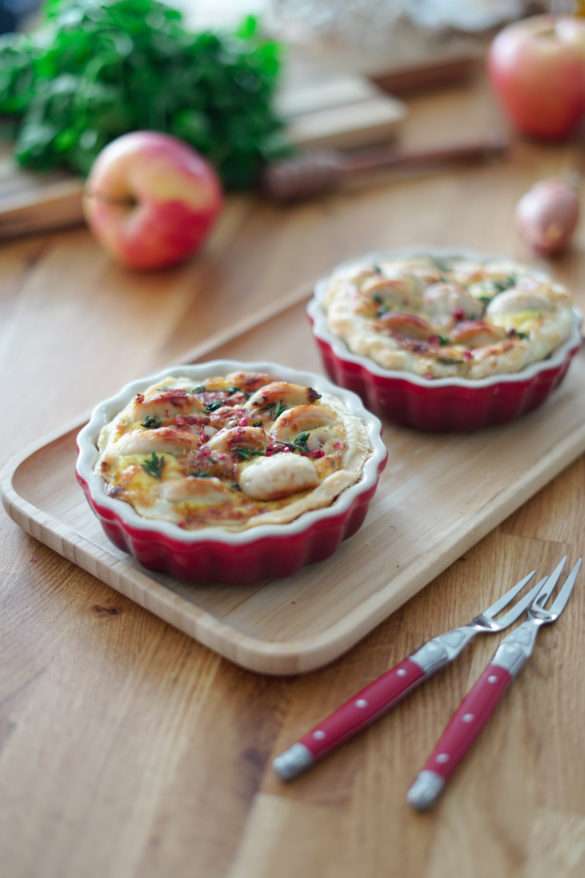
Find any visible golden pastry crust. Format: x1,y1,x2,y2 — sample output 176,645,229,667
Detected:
321,253,575,380
95,371,373,532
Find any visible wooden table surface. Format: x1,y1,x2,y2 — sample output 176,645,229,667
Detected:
2,70,585,878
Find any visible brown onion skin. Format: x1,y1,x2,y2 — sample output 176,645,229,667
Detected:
515,177,580,257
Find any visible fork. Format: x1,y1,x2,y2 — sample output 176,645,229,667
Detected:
273,566,543,780
407,556,582,810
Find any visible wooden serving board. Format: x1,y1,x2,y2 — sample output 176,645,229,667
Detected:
3,291,585,676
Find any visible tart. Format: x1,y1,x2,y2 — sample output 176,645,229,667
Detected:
309,249,582,430
76,360,387,584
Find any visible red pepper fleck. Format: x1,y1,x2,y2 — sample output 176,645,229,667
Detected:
311,449,325,459
463,349,473,360
238,418,249,427
453,308,465,321
333,441,341,449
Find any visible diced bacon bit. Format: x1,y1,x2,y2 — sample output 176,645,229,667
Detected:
453,308,465,321
227,427,247,445
175,414,204,428
333,441,342,449
135,393,145,404
463,350,473,360
238,417,249,427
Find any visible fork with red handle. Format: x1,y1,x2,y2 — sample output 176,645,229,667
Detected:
273,565,545,780
407,556,582,810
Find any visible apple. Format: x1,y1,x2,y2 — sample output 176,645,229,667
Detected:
83,131,222,270
487,15,585,141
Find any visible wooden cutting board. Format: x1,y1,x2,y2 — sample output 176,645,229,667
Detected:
2,288,585,676
0,73,406,239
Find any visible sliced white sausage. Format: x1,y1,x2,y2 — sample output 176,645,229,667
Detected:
486,288,553,316
423,282,483,320
239,453,319,501
113,427,199,455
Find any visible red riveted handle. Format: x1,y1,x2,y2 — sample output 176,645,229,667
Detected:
422,663,513,781
298,657,426,760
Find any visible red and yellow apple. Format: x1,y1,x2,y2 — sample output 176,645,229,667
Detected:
83,131,223,270
488,15,585,141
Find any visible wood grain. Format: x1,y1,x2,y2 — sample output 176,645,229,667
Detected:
1,71,585,878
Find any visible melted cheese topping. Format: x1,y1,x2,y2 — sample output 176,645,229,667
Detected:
321,254,575,379
96,371,373,532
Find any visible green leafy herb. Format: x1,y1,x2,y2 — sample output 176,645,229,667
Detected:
141,416,162,429
142,451,164,479
205,400,223,413
192,385,205,393
0,0,288,188
493,275,517,293
190,470,212,478
258,399,287,417
372,293,384,304
251,420,263,428
293,432,310,452
227,385,251,397
234,447,265,460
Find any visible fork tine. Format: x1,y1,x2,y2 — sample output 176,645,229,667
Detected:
532,555,568,608
546,558,582,617
494,576,548,628
483,569,536,618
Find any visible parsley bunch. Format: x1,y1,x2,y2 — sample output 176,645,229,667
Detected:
0,0,289,188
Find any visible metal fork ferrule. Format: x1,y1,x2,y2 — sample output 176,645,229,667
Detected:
410,626,477,675
491,621,540,676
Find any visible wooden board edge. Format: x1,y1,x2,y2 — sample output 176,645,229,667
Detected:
174,282,312,368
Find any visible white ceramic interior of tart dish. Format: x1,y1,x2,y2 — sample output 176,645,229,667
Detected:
75,359,388,546
308,246,583,390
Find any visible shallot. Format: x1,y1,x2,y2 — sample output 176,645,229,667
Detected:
515,176,580,257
